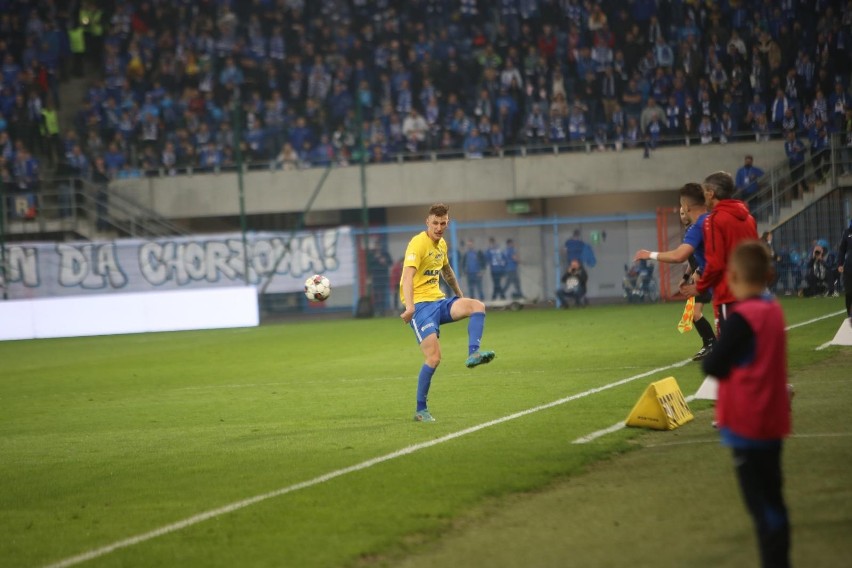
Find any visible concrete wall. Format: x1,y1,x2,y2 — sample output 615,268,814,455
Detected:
112,141,786,222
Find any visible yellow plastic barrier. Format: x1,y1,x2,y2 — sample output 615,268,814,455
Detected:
626,377,694,430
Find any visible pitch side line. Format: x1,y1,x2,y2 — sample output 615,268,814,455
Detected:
786,309,847,330
572,310,848,445
43,359,696,568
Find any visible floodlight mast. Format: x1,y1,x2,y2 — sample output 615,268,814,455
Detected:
232,97,250,286
356,95,373,316
0,182,7,299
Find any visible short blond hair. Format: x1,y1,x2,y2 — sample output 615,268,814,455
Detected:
730,240,773,285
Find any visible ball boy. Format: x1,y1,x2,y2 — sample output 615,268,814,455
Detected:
702,240,791,568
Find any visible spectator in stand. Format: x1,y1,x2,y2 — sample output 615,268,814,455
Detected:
698,116,714,145
829,82,848,131
4,0,849,180
784,130,808,199
161,142,177,176
463,127,487,158
719,111,734,144
103,141,126,175
402,109,428,153
503,238,523,299
812,87,829,124
754,115,771,142
640,98,664,137
770,88,790,130
524,103,547,145
567,103,586,144
809,117,832,181
653,36,674,69
548,106,566,144
486,236,507,301
462,239,485,300
490,122,505,154
735,155,765,200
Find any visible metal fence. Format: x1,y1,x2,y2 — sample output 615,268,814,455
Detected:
2,177,188,240
120,128,781,179
744,133,851,228
256,212,671,317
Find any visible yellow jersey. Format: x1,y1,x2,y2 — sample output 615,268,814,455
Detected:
400,231,448,305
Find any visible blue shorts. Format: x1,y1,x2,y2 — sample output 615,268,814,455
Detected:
410,297,459,344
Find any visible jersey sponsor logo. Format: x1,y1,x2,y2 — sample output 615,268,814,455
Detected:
423,269,440,276
407,253,417,261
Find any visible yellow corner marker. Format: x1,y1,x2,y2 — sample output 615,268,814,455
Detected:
626,377,694,430
677,297,695,333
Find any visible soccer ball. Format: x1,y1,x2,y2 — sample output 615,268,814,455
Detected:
304,274,331,302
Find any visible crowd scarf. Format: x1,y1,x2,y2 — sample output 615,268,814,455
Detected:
677,296,695,333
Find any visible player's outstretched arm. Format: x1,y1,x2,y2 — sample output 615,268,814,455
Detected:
635,243,694,264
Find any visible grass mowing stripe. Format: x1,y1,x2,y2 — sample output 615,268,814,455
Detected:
645,431,852,448
42,358,698,568
572,309,847,445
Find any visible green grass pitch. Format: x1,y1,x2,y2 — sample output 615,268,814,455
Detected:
1,297,850,567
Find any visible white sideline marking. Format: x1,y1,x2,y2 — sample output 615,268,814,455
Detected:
571,394,698,445
816,342,832,351
786,310,846,330
572,311,847,445
571,421,627,444
43,359,693,568
42,310,846,568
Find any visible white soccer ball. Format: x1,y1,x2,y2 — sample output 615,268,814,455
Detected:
304,274,331,302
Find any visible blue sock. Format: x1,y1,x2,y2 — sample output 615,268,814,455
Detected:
416,364,436,411
468,312,485,355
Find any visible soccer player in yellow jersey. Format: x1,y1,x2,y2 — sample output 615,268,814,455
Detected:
400,203,495,422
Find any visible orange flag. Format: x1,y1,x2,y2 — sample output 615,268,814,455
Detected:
677,297,695,333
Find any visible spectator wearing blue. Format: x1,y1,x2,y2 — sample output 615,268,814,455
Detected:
486,236,507,300
567,104,586,143
103,142,126,175
784,130,807,198
829,82,848,130
770,88,790,130
219,56,244,88
653,36,674,69
462,239,485,300
503,238,523,299
548,107,566,143
735,155,764,199
564,228,583,263
463,127,487,158
809,117,832,181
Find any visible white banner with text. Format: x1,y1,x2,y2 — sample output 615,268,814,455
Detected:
1,227,355,299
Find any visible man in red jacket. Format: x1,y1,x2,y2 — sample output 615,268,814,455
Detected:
681,170,758,332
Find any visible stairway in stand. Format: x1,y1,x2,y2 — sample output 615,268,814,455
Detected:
758,173,849,235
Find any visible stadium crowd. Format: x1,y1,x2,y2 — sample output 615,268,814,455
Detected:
1,0,852,189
